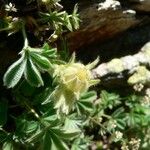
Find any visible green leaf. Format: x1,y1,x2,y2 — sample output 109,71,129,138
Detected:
17,80,36,97
76,91,97,114
64,14,73,31
51,128,79,140
49,130,69,150
42,43,51,50
24,58,44,87
71,4,80,30
42,129,69,150
80,91,97,102
26,129,44,143
0,101,8,126
30,51,52,70
3,56,26,88
64,115,81,132
42,43,57,58
42,131,52,150
16,119,39,135
2,142,13,150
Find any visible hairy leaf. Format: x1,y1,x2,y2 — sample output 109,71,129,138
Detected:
30,51,52,70
24,58,44,87
3,56,26,88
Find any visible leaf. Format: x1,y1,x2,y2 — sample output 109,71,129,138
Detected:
2,142,13,150
51,128,79,140
18,80,36,97
0,101,8,126
80,91,97,102
77,102,93,113
42,43,57,58
42,43,51,50
49,130,69,150
42,129,69,150
17,119,39,135
76,91,97,114
64,14,73,31
26,129,44,143
64,115,81,132
30,51,52,70
71,4,80,30
24,58,44,87
3,56,26,88
42,131,52,150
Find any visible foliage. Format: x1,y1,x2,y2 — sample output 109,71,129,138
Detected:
0,0,150,150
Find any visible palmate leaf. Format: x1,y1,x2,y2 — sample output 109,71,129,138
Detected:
64,115,81,132
48,130,69,150
24,58,44,87
15,118,39,135
30,51,53,70
3,55,26,88
76,91,97,114
42,44,57,58
50,127,79,140
42,49,57,58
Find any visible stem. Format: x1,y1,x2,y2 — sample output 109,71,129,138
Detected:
22,25,29,49
101,114,111,119
0,127,9,135
22,100,40,120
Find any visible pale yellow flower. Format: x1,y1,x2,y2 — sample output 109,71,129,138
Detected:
51,55,99,114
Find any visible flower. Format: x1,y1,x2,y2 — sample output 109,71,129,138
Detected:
121,142,129,150
133,83,144,92
115,131,123,139
114,131,123,140
5,3,17,12
129,138,141,150
50,55,99,114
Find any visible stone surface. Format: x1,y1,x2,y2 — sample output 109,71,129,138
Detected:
66,0,150,53
129,0,150,12
66,1,139,52
92,42,150,87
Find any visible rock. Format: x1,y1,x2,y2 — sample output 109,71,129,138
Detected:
129,0,150,12
92,42,150,87
66,1,140,52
